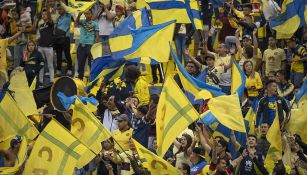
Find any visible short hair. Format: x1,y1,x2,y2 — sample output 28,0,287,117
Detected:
266,80,277,87
186,60,197,67
215,136,228,148
137,105,148,115
248,134,257,141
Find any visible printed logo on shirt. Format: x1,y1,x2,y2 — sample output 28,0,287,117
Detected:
268,102,276,110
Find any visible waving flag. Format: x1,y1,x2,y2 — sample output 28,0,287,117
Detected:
110,8,150,58
60,0,95,19
170,43,224,101
156,76,199,157
146,0,190,25
231,60,246,98
57,92,98,112
286,102,307,143
294,78,307,103
270,0,307,39
186,0,204,30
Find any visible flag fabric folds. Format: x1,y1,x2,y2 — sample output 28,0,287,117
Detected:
286,102,307,143
264,111,282,173
61,0,95,14
156,76,199,157
146,0,190,25
231,60,246,98
185,0,204,30
110,8,150,58
23,119,96,175
294,78,307,103
206,94,246,133
270,0,307,39
57,92,98,112
132,139,182,175
0,93,39,142
170,43,224,99
9,70,38,116
71,98,112,154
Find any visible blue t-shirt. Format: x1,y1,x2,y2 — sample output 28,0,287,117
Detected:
79,19,99,45
267,96,277,125
132,117,150,147
191,161,208,175
56,13,71,37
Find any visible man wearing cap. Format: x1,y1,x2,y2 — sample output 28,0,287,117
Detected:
112,114,133,153
287,36,307,87
0,135,22,167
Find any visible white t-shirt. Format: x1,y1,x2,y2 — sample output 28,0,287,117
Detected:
98,11,115,36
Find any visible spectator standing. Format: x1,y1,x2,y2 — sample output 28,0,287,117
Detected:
276,70,294,101
243,60,263,101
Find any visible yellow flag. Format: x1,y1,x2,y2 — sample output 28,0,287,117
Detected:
207,94,246,133
132,139,182,175
0,93,39,142
264,111,282,173
72,98,111,154
9,70,38,116
156,77,199,157
0,137,27,174
286,101,307,143
23,119,96,175
245,108,256,135
61,0,95,19
30,77,37,90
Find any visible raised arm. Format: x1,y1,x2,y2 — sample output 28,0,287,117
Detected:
252,29,258,57
195,124,212,153
104,5,116,20
76,12,83,25
235,29,243,54
224,46,236,70
184,49,203,69
8,30,22,44
230,130,241,151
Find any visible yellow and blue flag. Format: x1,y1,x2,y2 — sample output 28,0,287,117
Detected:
23,119,96,174
231,60,246,98
146,0,190,25
270,0,307,39
294,78,307,103
110,8,151,61
185,0,204,30
156,76,199,157
60,0,95,19
170,43,224,102
132,139,182,175
286,102,307,143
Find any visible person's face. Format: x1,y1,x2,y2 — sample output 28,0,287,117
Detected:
243,38,252,47
217,44,227,55
28,42,35,52
12,11,19,20
206,57,215,67
260,123,269,136
247,137,256,147
267,82,277,96
84,11,92,20
303,32,307,40
107,96,117,110
102,141,112,150
185,63,196,75
180,136,188,148
178,164,188,175
130,97,139,107
268,37,276,47
243,7,252,15
287,40,296,49
244,62,253,73
217,159,227,171
42,11,48,21
189,152,199,164
117,120,128,130
268,73,276,80
244,16,252,24
276,73,284,83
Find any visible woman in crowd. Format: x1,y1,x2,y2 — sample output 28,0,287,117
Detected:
243,60,263,101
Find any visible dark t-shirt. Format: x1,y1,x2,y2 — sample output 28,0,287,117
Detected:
38,21,54,47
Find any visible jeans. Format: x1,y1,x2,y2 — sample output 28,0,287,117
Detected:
290,72,305,87
225,36,236,51
174,34,188,64
55,37,72,71
13,44,25,68
77,44,92,79
100,35,111,55
38,46,54,83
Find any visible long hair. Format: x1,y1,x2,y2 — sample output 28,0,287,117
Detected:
175,134,192,158
26,40,37,52
243,60,255,78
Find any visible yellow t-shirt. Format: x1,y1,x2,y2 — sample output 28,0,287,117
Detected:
238,47,262,71
0,38,9,71
291,45,306,73
245,72,263,97
263,48,286,76
113,128,133,153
